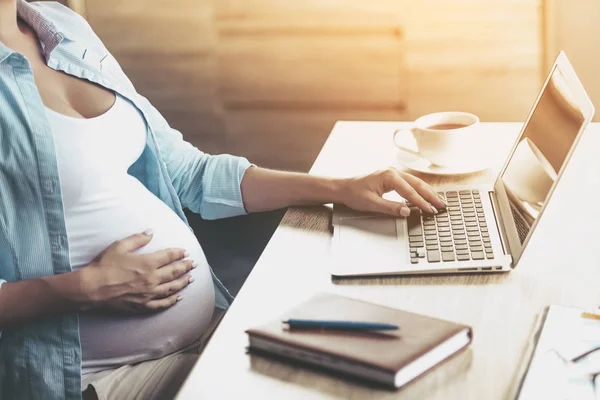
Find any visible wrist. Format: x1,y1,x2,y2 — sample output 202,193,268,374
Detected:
329,177,350,205
46,267,101,312
75,266,104,310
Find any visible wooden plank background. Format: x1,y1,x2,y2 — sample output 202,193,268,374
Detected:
80,1,542,171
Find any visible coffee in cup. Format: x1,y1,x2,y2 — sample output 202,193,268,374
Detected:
393,111,482,167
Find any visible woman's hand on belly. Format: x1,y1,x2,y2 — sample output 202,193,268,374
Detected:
79,230,196,312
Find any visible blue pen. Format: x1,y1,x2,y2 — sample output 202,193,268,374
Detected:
283,319,399,331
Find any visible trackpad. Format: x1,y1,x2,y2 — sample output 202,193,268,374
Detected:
337,217,406,268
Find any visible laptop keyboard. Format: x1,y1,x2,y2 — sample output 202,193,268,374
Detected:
407,190,494,264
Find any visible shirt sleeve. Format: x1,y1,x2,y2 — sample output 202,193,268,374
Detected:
134,96,254,220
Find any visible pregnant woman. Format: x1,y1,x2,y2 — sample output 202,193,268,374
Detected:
0,2,445,399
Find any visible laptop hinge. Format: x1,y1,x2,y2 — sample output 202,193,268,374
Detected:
488,190,511,259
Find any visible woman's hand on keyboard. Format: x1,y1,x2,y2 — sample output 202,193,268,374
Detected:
78,230,196,313
337,167,447,217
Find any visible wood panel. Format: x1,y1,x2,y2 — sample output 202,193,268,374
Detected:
224,110,409,171
218,35,406,108
86,0,215,53
400,0,542,120
214,0,402,30
546,0,600,121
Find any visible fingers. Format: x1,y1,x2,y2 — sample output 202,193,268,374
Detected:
400,173,447,210
153,274,194,299
112,229,154,253
383,169,445,214
369,196,412,217
145,293,183,311
150,247,189,268
156,259,196,284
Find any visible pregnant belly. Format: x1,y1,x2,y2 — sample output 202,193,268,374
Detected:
68,179,215,373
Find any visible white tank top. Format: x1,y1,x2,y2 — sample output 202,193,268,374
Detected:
46,94,215,374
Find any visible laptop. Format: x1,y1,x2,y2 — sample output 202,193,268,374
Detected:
331,51,594,276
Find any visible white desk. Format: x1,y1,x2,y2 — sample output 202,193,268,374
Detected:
178,122,600,399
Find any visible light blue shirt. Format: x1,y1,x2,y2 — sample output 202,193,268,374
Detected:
0,2,252,398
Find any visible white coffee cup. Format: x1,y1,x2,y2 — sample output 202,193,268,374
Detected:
393,111,482,167
503,137,557,207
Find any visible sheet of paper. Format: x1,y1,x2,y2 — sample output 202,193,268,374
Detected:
517,306,600,400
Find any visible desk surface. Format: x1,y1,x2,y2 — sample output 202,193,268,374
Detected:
178,122,600,400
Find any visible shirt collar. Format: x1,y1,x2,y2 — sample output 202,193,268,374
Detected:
0,0,73,64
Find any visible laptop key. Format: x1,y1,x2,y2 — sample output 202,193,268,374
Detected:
411,257,419,264
425,234,437,241
457,253,470,261
484,242,492,248
410,241,424,248
427,250,441,262
486,253,494,259
407,212,423,236
417,248,427,258
426,240,438,246
455,244,468,250
471,251,485,260
454,239,467,245
456,248,469,255
409,235,423,242
440,236,452,243
442,251,455,262
447,191,458,197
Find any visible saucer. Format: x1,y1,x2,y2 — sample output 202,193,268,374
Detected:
394,131,490,176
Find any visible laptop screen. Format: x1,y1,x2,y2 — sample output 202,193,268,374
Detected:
499,64,586,244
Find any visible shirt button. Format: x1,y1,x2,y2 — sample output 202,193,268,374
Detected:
51,235,66,249
43,181,54,194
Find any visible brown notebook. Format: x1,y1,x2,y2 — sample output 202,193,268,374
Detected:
246,293,472,389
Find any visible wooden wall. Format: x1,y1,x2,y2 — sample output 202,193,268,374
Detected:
83,0,543,171
545,0,600,121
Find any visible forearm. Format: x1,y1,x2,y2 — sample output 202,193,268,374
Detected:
0,270,90,331
240,167,344,213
